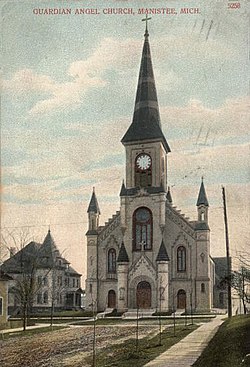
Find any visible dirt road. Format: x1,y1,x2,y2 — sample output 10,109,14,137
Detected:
0,324,157,367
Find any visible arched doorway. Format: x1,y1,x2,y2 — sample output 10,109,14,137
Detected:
177,289,186,309
108,290,116,308
136,281,151,309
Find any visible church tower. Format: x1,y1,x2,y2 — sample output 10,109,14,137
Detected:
121,22,170,192
118,21,171,311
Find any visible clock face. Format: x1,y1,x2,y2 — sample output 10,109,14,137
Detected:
136,154,152,170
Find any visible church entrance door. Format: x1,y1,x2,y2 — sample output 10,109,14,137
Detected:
177,289,186,309
136,281,151,309
108,290,116,308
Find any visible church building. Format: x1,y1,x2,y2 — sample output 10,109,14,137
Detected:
85,24,214,313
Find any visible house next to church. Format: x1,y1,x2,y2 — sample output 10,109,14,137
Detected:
1,230,83,314
85,24,215,313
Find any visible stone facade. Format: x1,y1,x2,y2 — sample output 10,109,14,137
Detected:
85,27,214,313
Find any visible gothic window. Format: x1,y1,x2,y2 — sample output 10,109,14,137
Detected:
201,283,205,293
108,248,116,273
177,246,186,272
133,207,153,251
135,153,152,187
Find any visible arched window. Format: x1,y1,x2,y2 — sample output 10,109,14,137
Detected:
177,246,186,272
108,248,116,273
133,207,153,251
201,283,205,293
135,153,152,187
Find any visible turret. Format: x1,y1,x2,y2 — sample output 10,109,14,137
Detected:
196,178,209,224
87,187,100,233
156,240,170,311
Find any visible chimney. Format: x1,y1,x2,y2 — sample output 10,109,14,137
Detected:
9,247,16,257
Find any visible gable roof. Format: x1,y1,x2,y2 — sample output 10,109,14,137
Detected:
0,230,81,276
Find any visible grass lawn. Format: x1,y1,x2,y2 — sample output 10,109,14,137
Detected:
1,325,68,340
193,315,250,367
85,324,198,367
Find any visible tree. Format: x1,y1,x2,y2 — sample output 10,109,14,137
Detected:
0,229,42,330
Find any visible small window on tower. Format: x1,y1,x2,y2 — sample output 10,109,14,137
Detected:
201,212,205,221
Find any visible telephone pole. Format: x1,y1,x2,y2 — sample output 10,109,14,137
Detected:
222,186,232,318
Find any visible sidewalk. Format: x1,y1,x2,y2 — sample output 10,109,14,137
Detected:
144,315,225,367
1,323,52,335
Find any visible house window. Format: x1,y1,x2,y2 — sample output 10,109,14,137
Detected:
58,276,62,286
43,276,48,286
108,248,116,273
43,291,48,304
0,297,3,316
133,207,153,251
177,246,186,272
37,276,42,285
73,278,75,287
201,283,205,293
37,293,42,304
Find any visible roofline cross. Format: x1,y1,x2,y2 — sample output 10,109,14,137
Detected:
142,14,152,35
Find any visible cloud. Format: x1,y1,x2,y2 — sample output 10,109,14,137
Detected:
3,37,141,116
162,96,250,147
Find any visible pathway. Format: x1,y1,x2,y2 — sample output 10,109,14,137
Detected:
144,315,225,367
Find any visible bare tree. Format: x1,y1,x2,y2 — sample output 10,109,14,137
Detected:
0,228,40,330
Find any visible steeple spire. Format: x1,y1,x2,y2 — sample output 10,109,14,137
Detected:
196,178,209,206
121,22,170,153
87,187,100,214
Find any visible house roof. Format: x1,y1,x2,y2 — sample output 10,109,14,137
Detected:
121,27,170,153
0,230,81,276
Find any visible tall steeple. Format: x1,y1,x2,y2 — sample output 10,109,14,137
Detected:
121,22,170,153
